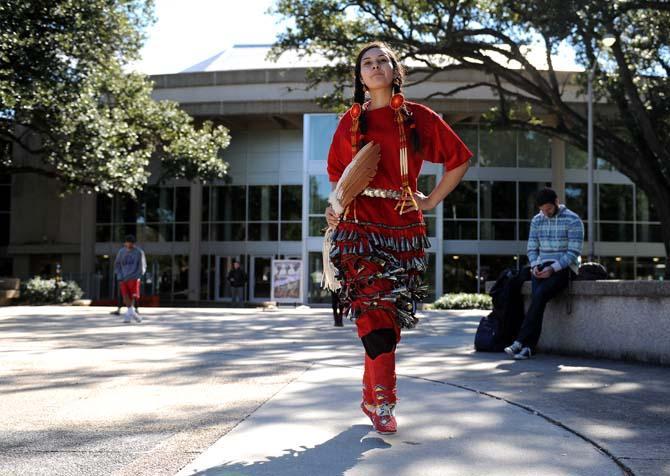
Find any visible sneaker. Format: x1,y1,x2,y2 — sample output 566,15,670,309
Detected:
361,402,375,424
504,340,523,357
514,347,532,360
131,307,142,323
372,403,397,435
123,309,131,323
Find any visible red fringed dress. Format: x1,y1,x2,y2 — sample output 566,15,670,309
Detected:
327,100,472,413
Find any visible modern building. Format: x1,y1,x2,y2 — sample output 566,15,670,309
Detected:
2,45,666,304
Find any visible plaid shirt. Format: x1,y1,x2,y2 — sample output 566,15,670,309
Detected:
526,205,584,274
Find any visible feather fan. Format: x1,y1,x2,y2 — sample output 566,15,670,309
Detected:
328,141,381,216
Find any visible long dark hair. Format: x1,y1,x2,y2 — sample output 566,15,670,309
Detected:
353,41,419,151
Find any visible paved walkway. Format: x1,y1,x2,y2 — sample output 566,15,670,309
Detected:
1,306,668,475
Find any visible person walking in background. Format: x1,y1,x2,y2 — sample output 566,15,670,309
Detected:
110,276,140,316
113,235,147,323
227,260,247,307
505,188,584,359
325,41,470,434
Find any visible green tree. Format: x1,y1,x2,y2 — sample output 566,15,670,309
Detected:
273,0,670,275
0,0,230,195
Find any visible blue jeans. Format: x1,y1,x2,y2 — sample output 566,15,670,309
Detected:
516,268,571,350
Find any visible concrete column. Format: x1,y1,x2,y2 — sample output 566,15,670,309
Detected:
79,193,96,296
188,182,202,301
552,138,566,202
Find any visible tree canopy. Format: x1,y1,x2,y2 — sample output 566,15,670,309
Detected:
273,0,670,269
0,0,230,195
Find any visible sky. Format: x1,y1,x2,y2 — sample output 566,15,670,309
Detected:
131,0,581,75
132,0,282,75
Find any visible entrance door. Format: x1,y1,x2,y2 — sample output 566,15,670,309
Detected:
215,256,238,301
250,256,272,302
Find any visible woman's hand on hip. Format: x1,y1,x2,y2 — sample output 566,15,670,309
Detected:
398,191,434,214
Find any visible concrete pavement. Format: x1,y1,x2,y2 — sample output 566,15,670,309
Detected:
0,306,668,475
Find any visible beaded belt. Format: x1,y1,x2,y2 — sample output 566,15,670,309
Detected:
361,188,403,200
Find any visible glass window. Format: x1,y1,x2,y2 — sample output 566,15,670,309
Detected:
281,185,302,221
423,253,437,302
201,187,210,222
96,195,112,223
94,255,113,299
452,126,477,162
175,186,190,222
599,223,633,242
599,184,633,221
173,255,189,300
444,180,477,219
443,254,478,293
597,158,615,171
95,225,112,243
309,175,330,215
636,224,662,243
419,175,436,237
114,195,140,224
248,223,278,241
598,256,634,279
636,188,659,222
444,220,477,240
174,223,189,242
480,255,519,288
200,255,215,300
309,217,327,236
213,186,246,221
249,186,278,221
566,143,587,169
307,115,339,161
281,223,302,241
480,220,516,240
280,185,302,241
517,131,551,168
479,129,516,167
145,255,173,298
308,251,331,303
636,257,666,280
565,183,588,220
144,186,174,223
480,181,516,219
212,223,245,241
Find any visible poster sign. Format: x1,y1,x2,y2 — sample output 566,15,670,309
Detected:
271,259,303,303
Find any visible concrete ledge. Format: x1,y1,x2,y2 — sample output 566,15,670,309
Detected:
521,280,670,365
0,289,20,306
0,278,20,290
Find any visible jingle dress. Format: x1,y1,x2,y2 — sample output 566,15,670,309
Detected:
327,100,472,414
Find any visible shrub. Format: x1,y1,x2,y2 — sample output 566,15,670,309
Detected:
430,293,492,310
20,277,83,304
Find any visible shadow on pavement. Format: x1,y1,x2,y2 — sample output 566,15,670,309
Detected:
190,424,389,476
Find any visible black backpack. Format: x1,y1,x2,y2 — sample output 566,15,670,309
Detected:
575,262,608,280
474,267,530,352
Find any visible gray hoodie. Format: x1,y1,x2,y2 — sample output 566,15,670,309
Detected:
114,246,147,281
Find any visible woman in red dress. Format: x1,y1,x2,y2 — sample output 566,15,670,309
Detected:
325,41,471,434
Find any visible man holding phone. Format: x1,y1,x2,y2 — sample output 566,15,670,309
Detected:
505,188,584,359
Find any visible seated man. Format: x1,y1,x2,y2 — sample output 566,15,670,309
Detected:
505,188,584,360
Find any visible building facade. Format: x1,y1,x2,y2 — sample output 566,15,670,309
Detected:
2,45,666,304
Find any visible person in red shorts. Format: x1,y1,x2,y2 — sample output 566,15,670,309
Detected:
113,234,147,323
325,41,471,434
